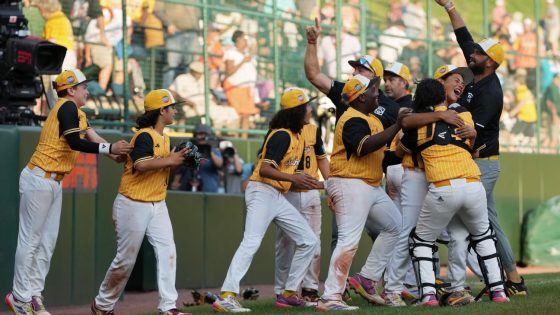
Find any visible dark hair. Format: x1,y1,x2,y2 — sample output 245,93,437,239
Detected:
232,30,245,43
413,78,445,112
269,104,307,133
135,105,173,129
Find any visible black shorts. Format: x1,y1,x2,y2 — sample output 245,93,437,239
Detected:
511,120,535,137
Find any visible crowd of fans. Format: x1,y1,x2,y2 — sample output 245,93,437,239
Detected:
22,0,559,159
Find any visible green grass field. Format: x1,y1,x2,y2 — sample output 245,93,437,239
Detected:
143,273,560,315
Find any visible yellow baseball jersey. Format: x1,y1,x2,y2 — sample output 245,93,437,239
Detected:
330,107,385,187
401,105,480,183
119,128,171,202
298,124,327,180
29,98,89,173
250,128,304,193
401,152,425,169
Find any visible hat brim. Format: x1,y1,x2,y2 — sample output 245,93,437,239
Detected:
348,60,371,71
55,79,94,92
449,67,474,85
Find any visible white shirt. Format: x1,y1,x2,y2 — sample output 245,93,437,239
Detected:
170,73,216,115
379,26,410,63
319,33,361,79
223,48,257,87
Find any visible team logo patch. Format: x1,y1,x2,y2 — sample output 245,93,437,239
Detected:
67,76,75,84
439,67,447,74
354,83,362,91
163,96,169,103
448,103,460,109
374,106,385,116
298,95,304,102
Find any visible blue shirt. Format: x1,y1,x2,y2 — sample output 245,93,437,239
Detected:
198,147,222,192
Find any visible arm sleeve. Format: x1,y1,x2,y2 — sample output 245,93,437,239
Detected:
59,102,99,153
263,131,291,168
342,118,371,157
130,133,155,165
153,3,171,27
399,129,418,153
314,127,327,158
454,26,475,63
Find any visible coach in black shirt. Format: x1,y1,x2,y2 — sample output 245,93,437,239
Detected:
437,0,528,295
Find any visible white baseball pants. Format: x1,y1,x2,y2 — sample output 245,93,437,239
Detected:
12,166,62,302
322,177,401,300
413,180,504,295
274,189,322,294
385,164,404,209
385,167,428,294
221,181,318,294
95,194,178,312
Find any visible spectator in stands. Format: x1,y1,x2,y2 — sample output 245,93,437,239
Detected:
220,141,244,194
319,27,361,79
513,18,538,92
402,0,426,39
378,20,410,63
35,0,77,111
223,30,260,138
171,124,223,193
509,11,524,43
491,0,508,34
23,0,44,37
61,0,109,68
169,61,239,131
545,0,560,55
83,0,127,91
341,0,361,34
510,73,537,151
387,1,402,25
154,1,202,88
544,73,560,147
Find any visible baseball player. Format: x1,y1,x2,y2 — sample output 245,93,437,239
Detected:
317,75,407,311
436,0,528,295
304,20,400,277
402,78,509,306
91,89,191,315
274,122,329,305
387,65,481,307
5,69,133,315
212,88,320,313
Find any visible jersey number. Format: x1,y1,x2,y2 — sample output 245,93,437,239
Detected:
305,156,311,169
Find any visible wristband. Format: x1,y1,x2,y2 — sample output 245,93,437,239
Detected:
99,143,111,154
444,1,455,11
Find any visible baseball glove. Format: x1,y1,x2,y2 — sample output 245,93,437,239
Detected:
176,141,203,169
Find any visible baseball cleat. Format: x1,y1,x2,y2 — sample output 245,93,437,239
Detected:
491,290,510,303
212,296,251,313
275,294,306,308
30,296,51,315
505,276,528,296
315,299,359,311
347,274,384,304
5,293,33,315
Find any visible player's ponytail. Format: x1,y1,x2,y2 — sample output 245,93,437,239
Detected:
136,110,160,129
269,105,307,133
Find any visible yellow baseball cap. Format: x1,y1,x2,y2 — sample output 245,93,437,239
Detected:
434,64,474,85
474,38,505,65
144,89,185,111
348,55,384,77
384,62,411,82
342,74,375,103
280,87,314,110
53,69,91,92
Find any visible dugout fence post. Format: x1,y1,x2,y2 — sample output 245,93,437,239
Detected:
121,0,129,127
202,0,211,124
534,0,542,154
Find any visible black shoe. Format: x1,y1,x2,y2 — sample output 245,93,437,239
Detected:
301,288,319,303
505,276,528,296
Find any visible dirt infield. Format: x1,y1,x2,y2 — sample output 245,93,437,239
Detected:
2,266,559,315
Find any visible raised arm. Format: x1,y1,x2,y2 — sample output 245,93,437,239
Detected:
305,18,333,95
435,0,466,30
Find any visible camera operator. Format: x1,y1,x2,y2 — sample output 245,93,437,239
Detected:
220,140,244,194
171,124,223,192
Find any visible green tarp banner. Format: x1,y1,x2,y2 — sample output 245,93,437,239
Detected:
522,196,560,266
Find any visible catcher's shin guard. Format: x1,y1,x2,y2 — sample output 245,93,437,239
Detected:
409,228,439,298
468,226,506,301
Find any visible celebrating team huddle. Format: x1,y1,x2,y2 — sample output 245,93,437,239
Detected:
5,1,530,315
